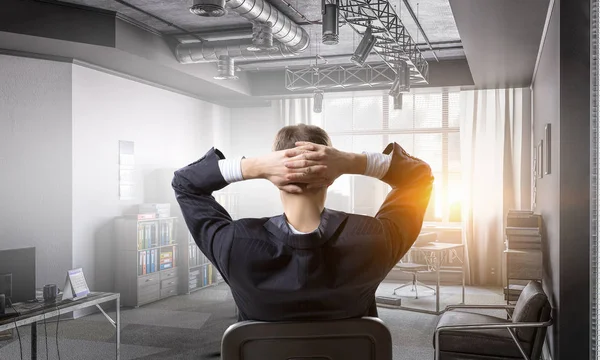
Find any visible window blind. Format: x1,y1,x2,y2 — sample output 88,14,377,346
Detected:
320,89,461,221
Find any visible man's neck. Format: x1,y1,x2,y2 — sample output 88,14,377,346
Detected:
281,193,325,233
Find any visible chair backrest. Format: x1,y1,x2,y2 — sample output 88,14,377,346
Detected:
221,317,393,360
512,281,551,343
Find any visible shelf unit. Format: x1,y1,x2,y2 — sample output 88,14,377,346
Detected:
115,216,180,307
183,233,223,294
182,191,235,294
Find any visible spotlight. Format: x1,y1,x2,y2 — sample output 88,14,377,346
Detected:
350,26,377,67
214,56,238,80
322,1,339,45
247,22,278,52
313,90,324,113
389,60,410,97
393,93,403,110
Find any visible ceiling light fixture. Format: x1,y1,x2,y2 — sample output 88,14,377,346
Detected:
247,22,278,52
322,0,339,45
389,60,410,97
214,56,238,80
350,26,377,67
393,93,403,110
189,0,227,17
313,90,324,113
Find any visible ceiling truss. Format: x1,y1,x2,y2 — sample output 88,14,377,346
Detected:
285,0,429,91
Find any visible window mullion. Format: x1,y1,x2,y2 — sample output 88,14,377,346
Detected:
442,88,449,222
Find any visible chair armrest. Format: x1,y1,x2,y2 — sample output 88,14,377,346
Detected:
433,319,553,360
435,319,553,334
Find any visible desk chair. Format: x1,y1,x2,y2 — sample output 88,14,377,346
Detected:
393,232,437,299
433,281,552,360
221,317,393,360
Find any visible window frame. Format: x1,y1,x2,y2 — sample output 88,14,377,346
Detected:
321,88,460,224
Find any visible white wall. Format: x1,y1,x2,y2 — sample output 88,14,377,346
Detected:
229,103,285,218
0,54,73,288
71,65,230,292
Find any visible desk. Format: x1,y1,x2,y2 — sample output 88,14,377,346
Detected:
412,243,465,314
0,292,120,360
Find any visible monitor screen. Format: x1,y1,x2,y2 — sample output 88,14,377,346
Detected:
0,247,36,303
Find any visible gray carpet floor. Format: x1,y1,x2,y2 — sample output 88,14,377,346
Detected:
0,282,503,360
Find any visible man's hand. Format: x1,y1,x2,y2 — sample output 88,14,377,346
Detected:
240,150,321,193
283,142,367,189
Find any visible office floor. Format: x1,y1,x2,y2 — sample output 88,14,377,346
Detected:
0,282,504,360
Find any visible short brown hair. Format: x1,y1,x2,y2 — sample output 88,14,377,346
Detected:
273,124,331,151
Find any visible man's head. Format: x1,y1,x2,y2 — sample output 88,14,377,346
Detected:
273,124,331,152
273,124,331,211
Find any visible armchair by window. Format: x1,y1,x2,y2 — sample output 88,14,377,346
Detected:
433,281,552,360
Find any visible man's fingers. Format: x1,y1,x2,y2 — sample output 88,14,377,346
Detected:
295,141,319,148
284,146,316,157
285,152,325,164
284,159,320,169
279,184,303,194
285,166,327,181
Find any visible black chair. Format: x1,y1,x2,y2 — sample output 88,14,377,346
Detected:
221,317,393,360
433,281,552,360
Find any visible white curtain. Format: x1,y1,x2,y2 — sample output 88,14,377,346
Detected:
460,88,531,285
276,98,315,126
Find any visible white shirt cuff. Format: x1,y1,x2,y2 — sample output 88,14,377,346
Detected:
218,157,245,183
362,152,392,179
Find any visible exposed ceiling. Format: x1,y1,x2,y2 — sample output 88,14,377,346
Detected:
56,0,465,72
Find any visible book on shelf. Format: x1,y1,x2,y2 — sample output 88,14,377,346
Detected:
139,203,171,218
505,227,540,236
505,240,542,250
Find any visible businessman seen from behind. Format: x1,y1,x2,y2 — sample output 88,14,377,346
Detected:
172,124,433,321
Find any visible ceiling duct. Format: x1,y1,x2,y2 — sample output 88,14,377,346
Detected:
247,22,277,52
190,0,227,17
214,55,238,80
322,1,340,45
177,40,304,64
227,0,309,52
177,0,310,64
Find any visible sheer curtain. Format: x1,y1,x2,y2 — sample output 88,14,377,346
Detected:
460,88,531,285
276,98,315,126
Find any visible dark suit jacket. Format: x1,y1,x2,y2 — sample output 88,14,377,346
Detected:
172,142,433,321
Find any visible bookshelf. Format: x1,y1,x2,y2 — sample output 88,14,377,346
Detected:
504,210,543,305
115,216,180,307
183,191,235,294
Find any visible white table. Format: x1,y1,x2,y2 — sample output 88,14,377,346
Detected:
395,242,465,314
0,292,120,360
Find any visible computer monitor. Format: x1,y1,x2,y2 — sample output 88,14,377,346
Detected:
0,247,36,303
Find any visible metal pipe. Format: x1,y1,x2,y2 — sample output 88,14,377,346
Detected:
176,40,302,64
235,45,463,67
177,28,253,42
401,0,439,62
176,0,311,64
226,0,310,53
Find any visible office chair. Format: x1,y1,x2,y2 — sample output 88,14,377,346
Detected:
433,281,552,360
393,232,437,299
221,317,393,360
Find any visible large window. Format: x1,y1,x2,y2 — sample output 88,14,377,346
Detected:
314,89,461,223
